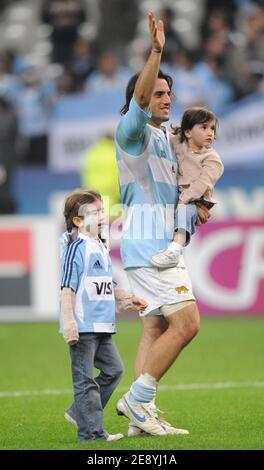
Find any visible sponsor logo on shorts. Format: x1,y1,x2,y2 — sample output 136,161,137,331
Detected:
175,285,189,294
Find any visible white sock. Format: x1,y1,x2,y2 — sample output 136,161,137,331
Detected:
140,372,158,388
129,374,157,404
167,242,183,253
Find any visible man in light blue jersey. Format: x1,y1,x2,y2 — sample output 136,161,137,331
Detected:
116,12,209,436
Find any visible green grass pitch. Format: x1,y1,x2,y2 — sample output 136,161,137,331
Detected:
0,317,263,450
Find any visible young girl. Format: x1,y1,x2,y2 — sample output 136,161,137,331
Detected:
60,189,147,442
150,106,224,268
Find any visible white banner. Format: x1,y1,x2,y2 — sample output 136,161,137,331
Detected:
48,94,264,171
215,96,264,166
48,117,118,172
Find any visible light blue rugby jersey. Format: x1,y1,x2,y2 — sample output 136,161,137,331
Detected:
115,96,179,268
60,233,116,334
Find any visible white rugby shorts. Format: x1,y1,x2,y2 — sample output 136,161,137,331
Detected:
126,258,195,317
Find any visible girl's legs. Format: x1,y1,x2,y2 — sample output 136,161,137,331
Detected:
150,203,197,268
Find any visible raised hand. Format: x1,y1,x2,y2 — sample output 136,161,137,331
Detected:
149,11,165,53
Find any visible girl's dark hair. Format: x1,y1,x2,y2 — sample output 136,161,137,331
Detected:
172,107,218,143
120,69,173,115
64,189,104,242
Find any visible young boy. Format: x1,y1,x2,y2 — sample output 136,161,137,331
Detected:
60,188,147,442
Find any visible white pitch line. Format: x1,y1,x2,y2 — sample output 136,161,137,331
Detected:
0,388,72,398
0,381,264,399
156,381,264,391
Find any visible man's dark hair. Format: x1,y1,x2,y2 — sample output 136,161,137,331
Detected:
120,70,173,115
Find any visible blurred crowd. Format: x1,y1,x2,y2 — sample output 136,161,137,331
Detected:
0,0,264,213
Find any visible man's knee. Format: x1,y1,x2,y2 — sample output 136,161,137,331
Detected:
167,303,200,345
174,320,199,348
187,304,200,335
186,314,200,341
184,316,200,346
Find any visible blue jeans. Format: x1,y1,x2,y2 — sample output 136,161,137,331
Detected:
68,333,124,442
175,203,197,245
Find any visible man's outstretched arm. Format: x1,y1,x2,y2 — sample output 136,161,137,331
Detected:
134,12,165,111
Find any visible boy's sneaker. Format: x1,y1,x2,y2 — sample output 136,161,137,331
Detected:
64,410,77,428
106,433,124,441
65,411,123,441
150,250,181,269
116,392,166,435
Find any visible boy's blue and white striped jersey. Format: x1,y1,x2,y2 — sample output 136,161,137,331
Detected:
115,96,179,269
60,233,116,334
